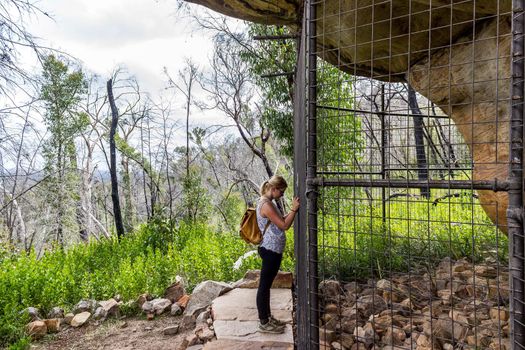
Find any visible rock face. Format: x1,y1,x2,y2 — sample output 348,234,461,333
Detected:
409,16,512,230
184,0,516,233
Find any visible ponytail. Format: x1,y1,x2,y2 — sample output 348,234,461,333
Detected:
259,180,270,196
259,175,288,196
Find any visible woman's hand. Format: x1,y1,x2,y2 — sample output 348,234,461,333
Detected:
292,196,300,212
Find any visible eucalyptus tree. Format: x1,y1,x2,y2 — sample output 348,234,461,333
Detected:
40,55,88,245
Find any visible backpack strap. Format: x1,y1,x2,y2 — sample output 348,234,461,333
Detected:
259,198,272,236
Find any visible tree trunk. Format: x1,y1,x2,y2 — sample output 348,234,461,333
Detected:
107,79,125,240
121,156,134,232
407,85,429,198
69,144,88,242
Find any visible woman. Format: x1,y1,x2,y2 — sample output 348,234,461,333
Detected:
256,175,300,333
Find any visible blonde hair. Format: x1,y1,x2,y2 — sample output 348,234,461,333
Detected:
259,175,288,196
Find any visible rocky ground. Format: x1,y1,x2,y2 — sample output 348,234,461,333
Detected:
30,316,195,350
317,257,511,350
25,271,294,350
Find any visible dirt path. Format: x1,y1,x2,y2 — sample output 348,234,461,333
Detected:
30,315,193,350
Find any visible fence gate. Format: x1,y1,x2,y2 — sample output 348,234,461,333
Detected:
294,1,525,349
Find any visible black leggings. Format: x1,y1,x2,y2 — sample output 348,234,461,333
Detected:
256,246,283,321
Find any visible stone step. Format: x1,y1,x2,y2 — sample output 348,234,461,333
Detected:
203,339,293,350
211,288,294,346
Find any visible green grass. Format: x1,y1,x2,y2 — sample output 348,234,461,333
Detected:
317,188,507,281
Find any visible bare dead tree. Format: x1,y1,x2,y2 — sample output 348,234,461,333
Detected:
107,79,125,240
165,59,199,180
201,35,275,179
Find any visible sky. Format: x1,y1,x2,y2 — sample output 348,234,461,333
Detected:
27,0,214,95
18,0,246,147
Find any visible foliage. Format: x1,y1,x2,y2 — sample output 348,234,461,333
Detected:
0,221,293,346
240,25,296,157
317,61,363,171
240,24,363,161
180,166,211,224
40,55,88,246
318,189,508,281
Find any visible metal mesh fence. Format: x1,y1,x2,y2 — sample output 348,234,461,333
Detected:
294,1,525,349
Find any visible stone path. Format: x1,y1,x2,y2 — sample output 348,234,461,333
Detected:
204,288,294,349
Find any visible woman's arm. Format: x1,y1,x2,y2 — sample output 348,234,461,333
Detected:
261,197,300,231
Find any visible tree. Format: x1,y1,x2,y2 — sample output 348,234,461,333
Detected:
240,24,297,158
40,55,88,246
0,0,49,97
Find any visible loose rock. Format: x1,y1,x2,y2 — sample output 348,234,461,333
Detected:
163,325,180,335
43,318,60,333
73,300,95,314
171,303,182,316
64,313,74,325
165,282,185,303
99,298,119,316
184,280,231,317
151,298,172,315
26,321,47,339
48,307,64,319
70,311,91,327
93,306,107,321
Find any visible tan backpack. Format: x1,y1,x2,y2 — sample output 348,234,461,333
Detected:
239,200,271,245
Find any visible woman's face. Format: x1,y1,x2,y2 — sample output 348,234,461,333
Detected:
272,187,286,199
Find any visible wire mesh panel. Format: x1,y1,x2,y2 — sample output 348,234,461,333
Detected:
301,0,525,349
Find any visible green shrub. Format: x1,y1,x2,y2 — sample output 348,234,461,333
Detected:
0,222,261,347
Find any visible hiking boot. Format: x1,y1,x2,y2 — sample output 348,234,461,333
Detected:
269,315,287,327
258,320,285,334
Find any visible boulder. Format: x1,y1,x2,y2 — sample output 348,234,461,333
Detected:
70,311,91,327
48,307,64,319
184,0,515,233
165,282,185,303
151,298,172,315
98,298,119,316
184,281,232,317
21,307,41,321
43,318,60,333
73,300,96,314
26,321,47,339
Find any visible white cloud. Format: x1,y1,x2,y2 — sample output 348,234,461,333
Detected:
28,0,215,94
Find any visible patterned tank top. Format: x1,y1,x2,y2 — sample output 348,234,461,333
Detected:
256,198,286,254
